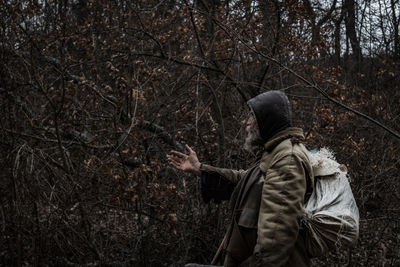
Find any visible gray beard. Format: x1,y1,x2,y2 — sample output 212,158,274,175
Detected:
244,123,262,153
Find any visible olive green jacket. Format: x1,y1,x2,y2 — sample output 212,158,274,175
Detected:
201,127,313,267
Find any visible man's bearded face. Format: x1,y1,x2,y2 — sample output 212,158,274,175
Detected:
244,114,262,153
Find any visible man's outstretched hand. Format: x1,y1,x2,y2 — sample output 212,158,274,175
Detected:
167,145,201,176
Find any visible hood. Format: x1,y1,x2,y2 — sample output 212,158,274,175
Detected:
247,90,292,142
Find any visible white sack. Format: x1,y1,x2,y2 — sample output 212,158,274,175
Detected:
303,148,360,257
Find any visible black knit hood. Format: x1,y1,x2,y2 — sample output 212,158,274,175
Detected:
247,90,292,142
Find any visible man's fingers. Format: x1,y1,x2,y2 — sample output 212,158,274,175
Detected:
169,160,179,169
167,157,181,169
167,155,182,164
167,156,180,164
170,150,187,158
185,144,194,154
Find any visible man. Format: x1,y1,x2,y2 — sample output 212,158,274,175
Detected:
167,91,314,267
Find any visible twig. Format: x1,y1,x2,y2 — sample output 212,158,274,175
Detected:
141,120,184,151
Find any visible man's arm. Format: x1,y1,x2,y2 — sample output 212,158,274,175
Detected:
167,145,247,203
200,164,247,185
251,154,307,266
167,144,246,184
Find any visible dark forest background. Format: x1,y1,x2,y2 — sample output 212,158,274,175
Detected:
0,0,399,266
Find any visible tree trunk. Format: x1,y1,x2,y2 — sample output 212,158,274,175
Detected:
257,0,280,94
344,0,362,61
390,0,400,60
334,5,345,63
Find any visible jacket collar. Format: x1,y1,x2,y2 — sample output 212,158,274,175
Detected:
263,127,305,152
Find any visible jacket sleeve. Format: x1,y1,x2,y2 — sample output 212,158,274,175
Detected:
200,164,247,185
199,164,247,203
252,154,307,266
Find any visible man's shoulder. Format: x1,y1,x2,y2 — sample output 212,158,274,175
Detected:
271,137,308,157
260,138,310,173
